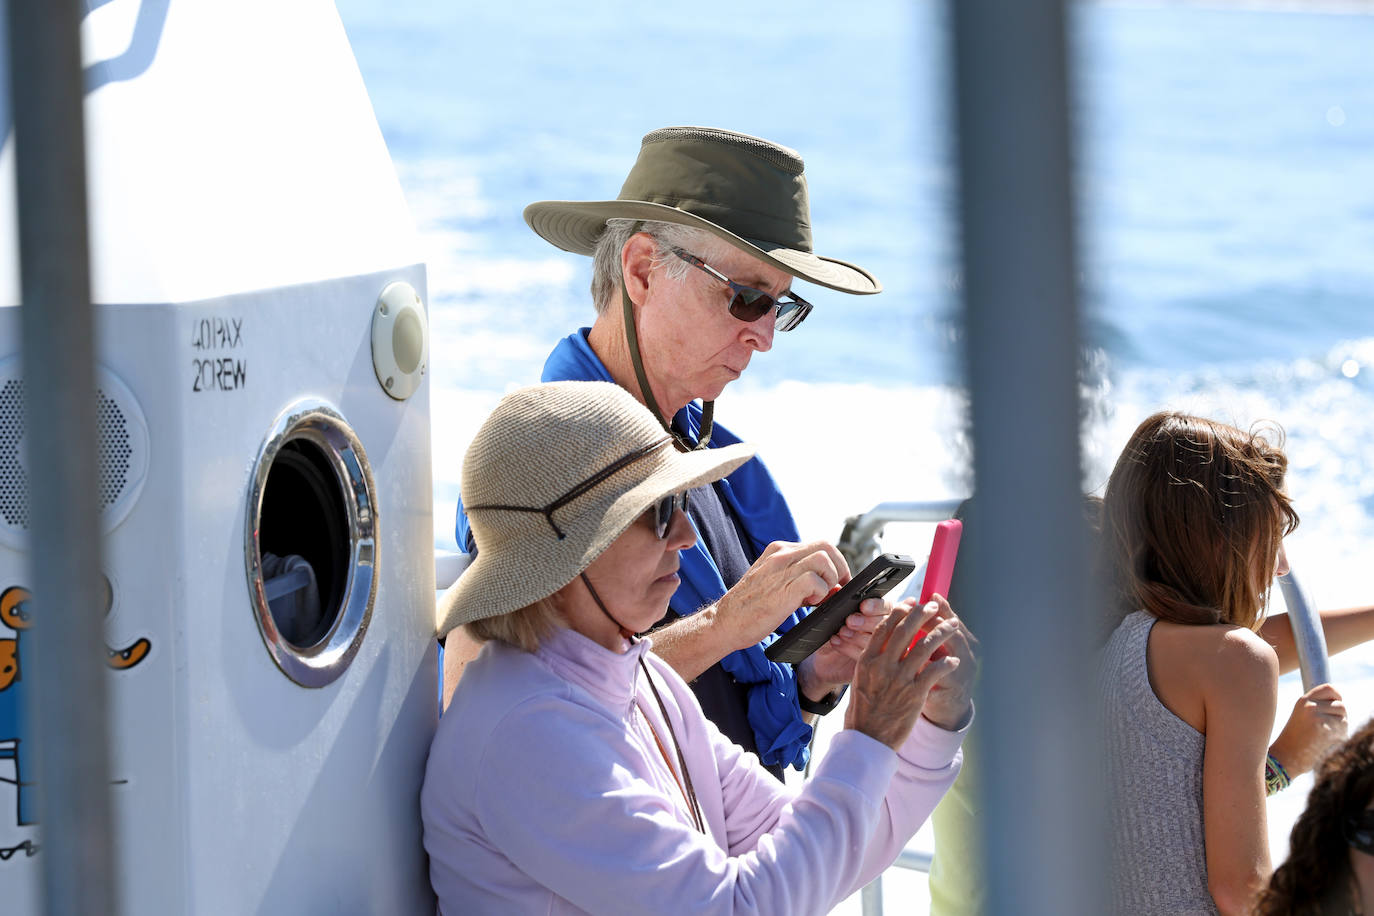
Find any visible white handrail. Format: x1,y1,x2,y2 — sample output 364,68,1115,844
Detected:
836,499,965,573
435,549,472,590
1277,566,1332,689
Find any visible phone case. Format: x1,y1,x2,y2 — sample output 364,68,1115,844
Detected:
918,519,963,604
764,553,915,665
911,518,963,656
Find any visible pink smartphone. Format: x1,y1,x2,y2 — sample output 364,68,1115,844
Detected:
910,519,962,656
918,519,963,604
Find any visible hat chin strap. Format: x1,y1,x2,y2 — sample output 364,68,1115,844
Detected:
620,275,713,451
579,571,636,641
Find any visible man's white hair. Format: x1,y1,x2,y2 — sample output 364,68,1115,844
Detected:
589,219,729,315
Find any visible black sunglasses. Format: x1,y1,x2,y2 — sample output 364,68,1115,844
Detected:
651,491,689,539
670,248,813,332
1345,809,1374,855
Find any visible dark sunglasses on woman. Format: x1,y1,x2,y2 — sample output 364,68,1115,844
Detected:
652,492,689,539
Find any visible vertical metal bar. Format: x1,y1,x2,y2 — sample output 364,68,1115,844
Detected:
4,1,118,913
947,0,1107,913
860,879,883,916
1277,570,1332,689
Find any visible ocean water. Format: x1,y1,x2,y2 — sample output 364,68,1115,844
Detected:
336,0,1374,896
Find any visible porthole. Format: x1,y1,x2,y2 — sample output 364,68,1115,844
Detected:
245,400,377,687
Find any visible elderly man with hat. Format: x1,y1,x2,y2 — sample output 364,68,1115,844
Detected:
448,126,976,779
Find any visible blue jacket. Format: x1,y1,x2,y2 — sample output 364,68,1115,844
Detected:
456,329,814,769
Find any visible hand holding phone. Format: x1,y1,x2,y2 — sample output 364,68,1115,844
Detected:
765,553,915,665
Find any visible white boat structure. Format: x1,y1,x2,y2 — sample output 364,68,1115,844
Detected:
1,1,435,912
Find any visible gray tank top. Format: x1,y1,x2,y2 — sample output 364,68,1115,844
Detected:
1098,610,1216,915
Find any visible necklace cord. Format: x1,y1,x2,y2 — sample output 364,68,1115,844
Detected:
638,656,706,834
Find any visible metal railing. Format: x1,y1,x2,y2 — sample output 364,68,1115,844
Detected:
435,549,472,590
1278,566,1333,691
836,499,965,575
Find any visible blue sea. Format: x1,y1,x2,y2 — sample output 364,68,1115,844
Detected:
337,0,1374,874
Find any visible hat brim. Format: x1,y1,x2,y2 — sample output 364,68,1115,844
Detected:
436,439,756,638
524,199,881,296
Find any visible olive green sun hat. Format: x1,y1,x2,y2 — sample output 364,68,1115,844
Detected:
436,380,756,637
523,126,882,296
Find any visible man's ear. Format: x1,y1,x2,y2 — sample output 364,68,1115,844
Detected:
619,232,658,306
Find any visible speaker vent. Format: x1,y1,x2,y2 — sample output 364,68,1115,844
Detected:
97,386,135,511
0,359,150,550
0,378,29,529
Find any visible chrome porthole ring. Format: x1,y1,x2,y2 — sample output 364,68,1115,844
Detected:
245,399,378,687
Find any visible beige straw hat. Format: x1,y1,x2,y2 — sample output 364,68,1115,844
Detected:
523,126,882,296
436,381,756,636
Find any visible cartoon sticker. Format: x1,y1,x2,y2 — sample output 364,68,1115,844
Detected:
0,584,150,854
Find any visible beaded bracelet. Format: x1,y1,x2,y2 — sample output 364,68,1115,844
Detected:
1265,754,1291,796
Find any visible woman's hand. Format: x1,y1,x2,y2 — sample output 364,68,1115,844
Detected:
1269,682,1348,777
797,596,890,701
917,595,978,730
843,601,962,750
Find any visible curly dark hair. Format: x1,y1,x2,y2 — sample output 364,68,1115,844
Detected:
1254,717,1374,915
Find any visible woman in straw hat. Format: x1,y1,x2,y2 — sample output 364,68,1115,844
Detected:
424,380,972,915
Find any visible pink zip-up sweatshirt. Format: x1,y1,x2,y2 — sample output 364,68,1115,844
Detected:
421,626,966,915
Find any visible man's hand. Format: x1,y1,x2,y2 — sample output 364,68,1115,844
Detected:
797,597,891,702
651,539,848,684
713,540,849,652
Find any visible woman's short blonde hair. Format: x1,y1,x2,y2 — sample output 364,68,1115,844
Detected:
463,594,562,653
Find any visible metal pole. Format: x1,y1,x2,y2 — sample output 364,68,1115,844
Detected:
1276,569,1333,689
4,0,118,913
860,881,882,916
948,0,1108,913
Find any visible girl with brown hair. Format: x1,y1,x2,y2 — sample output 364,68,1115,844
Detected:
1098,411,1349,914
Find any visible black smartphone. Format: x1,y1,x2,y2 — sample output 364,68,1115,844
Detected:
764,553,916,665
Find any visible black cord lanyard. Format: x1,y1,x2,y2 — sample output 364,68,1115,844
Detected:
638,656,706,835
